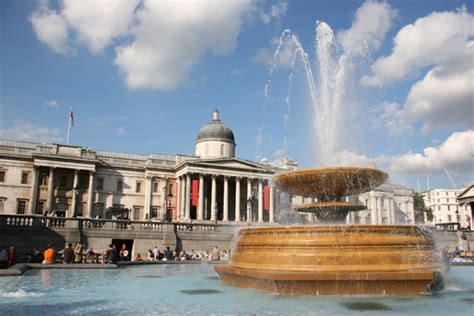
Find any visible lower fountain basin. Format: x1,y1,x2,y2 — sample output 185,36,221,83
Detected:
215,225,442,295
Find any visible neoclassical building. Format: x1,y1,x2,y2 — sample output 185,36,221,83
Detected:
0,109,417,225
0,110,296,224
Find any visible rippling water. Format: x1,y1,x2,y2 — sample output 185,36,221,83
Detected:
0,264,473,315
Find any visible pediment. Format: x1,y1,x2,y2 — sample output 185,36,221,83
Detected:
458,185,474,200
182,158,272,173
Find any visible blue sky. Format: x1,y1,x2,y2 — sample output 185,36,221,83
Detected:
1,0,473,191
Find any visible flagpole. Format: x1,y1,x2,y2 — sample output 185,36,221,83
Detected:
66,107,72,145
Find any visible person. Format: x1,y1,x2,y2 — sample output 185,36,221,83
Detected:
222,250,230,261
134,253,143,261
210,245,220,261
74,243,83,263
104,244,118,264
7,246,16,267
147,249,154,261
153,246,159,261
85,248,97,263
43,244,56,264
163,246,173,261
0,246,8,268
119,244,129,261
63,243,74,264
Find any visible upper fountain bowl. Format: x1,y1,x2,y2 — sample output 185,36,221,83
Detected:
274,167,388,200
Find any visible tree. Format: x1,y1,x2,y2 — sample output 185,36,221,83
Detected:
414,193,433,224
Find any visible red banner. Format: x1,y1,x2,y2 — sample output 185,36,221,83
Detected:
264,186,269,211
174,183,178,221
192,180,199,206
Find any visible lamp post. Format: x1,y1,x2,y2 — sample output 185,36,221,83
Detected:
166,191,173,222
455,209,460,230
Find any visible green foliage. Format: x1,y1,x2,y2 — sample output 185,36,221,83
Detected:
414,193,433,223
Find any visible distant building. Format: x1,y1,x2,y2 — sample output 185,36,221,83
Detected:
346,183,415,225
457,185,474,230
422,188,462,227
0,110,298,223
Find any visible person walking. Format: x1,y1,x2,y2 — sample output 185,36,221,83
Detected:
7,246,16,267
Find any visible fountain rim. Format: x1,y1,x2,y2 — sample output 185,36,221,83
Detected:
273,166,388,178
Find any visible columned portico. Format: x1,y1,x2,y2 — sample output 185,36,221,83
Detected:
47,167,55,213
223,176,229,222
70,169,79,217
86,171,95,217
185,174,191,220
28,166,39,215
258,179,263,223
211,175,217,221
235,177,241,222
247,178,252,222
198,174,204,220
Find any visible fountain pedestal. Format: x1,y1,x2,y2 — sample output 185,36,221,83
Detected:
215,167,442,295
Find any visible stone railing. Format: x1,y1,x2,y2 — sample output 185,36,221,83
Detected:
0,215,227,234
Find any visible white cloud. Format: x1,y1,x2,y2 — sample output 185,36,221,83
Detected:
43,100,59,108
30,0,139,54
114,127,126,135
364,6,474,134
337,1,396,53
362,6,473,86
227,69,245,77
29,1,71,54
260,0,288,24
0,121,63,143
114,0,253,90
389,130,474,175
61,0,139,54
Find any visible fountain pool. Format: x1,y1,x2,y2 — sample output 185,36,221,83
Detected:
0,264,472,315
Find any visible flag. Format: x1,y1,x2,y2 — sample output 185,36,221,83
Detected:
70,108,74,127
192,180,199,206
264,186,269,211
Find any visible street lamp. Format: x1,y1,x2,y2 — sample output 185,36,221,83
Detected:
166,191,173,222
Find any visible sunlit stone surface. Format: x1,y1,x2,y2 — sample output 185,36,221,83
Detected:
215,167,442,295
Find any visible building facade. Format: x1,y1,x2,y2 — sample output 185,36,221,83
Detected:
422,188,463,227
0,110,297,224
457,185,473,230
0,110,417,225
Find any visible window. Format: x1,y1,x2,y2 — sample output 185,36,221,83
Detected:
36,201,45,215
136,181,142,193
117,180,123,192
448,215,452,222
438,206,441,211
60,175,67,188
220,144,225,155
133,207,141,220
168,183,173,192
151,207,158,219
39,171,47,186
21,171,29,184
153,182,159,193
0,198,5,214
97,178,104,190
94,203,104,218
0,171,5,183
17,200,27,214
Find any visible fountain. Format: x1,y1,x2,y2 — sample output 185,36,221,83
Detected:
215,20,443,295
215,167,442,295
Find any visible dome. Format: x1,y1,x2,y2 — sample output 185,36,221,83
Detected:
196,110,235,145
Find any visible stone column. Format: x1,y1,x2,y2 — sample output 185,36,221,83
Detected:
371,194,377,225
28,166,39,215
223,176,229,222
269,185,274,223
198,174,204,220
210,175,217,222
258,179,263,223
86,171,95,218
144,175,152,220
185,173,191,220
235,177,241,222
71,169,79,217
47,167,55,213
377,197,383,224
247,178,252,222
179,176,185,220
390,199,395,224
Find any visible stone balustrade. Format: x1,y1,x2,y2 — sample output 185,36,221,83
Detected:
0,214,226,233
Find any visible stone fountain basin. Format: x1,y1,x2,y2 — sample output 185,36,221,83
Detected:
273,167,388,199
215,225,441,295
